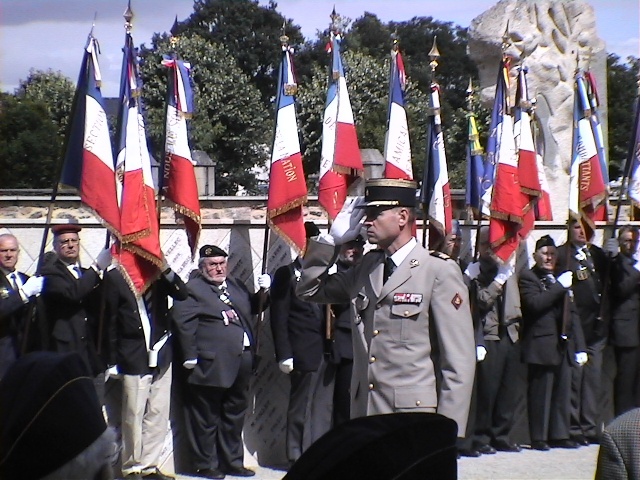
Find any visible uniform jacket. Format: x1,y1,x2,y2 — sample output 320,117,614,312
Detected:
329,260,355,363
270,259,325,372
556,242,609,343
296,239,475,435
595,407,640,480
40,258,105,375
173,272,264,388
0,272,29,342
519,266,586,366
609,253,640,348
105,268,189,375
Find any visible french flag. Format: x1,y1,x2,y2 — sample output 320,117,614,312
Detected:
625,94,640,207
267,44,308,254
161,55,201,258
61,33,120,237
318,32,363,220
384,48,412,179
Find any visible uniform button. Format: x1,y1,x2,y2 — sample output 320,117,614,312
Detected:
368,383,374,390
416,400,421,406
375,304,382,310
369,356,376,363
373,330,379,336
403,311,410,317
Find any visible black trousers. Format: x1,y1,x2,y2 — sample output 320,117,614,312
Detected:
528,359,572,442
613,345,640,416
183,350,253,472
332,357,353,426
570,338,605,438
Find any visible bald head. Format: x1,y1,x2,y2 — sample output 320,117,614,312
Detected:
0,234,20,272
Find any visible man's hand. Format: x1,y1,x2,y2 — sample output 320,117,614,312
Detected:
464,262,481,280
257,273,271,290
107,365,121,380
557,271,573,289
183,359,197,370
494,263,515,286
22,276,44,297
604,238,619,257
278,358,294,374
476,345,487,362
329,196,366,245
575,352,588,366
94,248,112,270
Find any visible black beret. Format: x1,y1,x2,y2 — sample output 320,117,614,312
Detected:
304,221,321,239
0,352,107,479
535,235,556,251
359,178,418,208
51,223,82,235
199,245,228,258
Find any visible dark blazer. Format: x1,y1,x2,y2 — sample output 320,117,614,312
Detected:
609,254,640,348
519,266,585,365
595,408,640,480
270,259,325,372
105,268,188,375
556,242,609,342
0,272,29,340
40,259,105,375
173,272,264,388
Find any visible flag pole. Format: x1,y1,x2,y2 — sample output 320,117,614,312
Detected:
467,78,484,262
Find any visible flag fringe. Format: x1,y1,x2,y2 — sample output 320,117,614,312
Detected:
115,263,159,297
120,228,152,244
122,243,164,269
268,196,308,219
266,218,306,256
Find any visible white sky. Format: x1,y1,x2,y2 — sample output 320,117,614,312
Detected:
1,0,638,97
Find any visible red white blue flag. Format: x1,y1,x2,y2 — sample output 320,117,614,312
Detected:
61,33,120,237
267,44,308,254
161,55,201,258
318,32,363,220
114,31,163,294
384,48,412,179
626,96,640,207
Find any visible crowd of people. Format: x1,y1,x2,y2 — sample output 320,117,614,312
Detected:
1,177,640,479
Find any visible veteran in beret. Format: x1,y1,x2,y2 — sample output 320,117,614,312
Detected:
295,178,476,438
172,245,271,479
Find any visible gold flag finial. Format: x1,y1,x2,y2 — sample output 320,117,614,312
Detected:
123,1,134,33
429,36,440,78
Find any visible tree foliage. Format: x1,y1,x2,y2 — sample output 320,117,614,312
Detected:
139,33,270,195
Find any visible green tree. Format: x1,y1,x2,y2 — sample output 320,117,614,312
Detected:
139,33,270,195
0,93,59,188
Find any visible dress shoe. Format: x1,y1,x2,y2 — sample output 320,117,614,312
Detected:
458,448,482,457
223,466,255,477
124,473,143,480
195,468,225,479
570,434,589,446
492,439,521,452
549,438,580,449
531,440,550,451
477,444,497,455
586,436,600,445
142,469,174,480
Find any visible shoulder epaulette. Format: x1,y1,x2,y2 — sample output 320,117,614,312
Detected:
429,251,450,260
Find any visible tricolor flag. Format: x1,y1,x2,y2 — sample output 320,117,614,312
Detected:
585,71,609,184
384,47,413,179
318,31,363,220
488,57,528,263
465,103,485,216
161,55,201,258
420,82,452,249
61,33,120,237
267,43,308,254
625,95,640,207
569,71,608,239
114,31,163,294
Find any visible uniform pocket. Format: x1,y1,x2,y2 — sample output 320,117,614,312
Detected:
394,385,437,409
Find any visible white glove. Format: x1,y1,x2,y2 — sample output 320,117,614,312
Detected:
476,345,487,362
21,276,44,297
183,359,197,370
257,273,271,290
329,196,366,245
604,238,619,257
575,352,588,366
575,249,587,262
464,262,481,280
557,271,573,289
107,365,121,380
279,358,294,374
494,263,515,286
94,248,112,270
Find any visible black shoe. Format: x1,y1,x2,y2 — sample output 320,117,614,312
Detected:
142,469,174,480
586,436,600,445
124,474,143,480
570,434,589,446
549,438,580,449
492,439,521,452
195,469,226,479
458,448,482,457
477,444,497,455
224,466,255,477
531,440,550,451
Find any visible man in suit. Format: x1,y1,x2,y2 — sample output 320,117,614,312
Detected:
40,224,112,401
608,225,640,416
296,178,475,438
270,221,334,465
105,263,188,480
519,235,586,450
0,233,44,379
556,219,611,444
595,407,640,480
173,245,271,479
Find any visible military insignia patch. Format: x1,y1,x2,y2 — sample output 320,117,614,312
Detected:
0,288,9,299
430,251,450,260
393,293,423,304
451,292,463,310
410,259,419,267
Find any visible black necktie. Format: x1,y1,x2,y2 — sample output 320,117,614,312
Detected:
383,257,395,284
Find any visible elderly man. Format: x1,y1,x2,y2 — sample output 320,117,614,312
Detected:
296,178,475,438
0,233,44,379
519,235,586,450
173,245,271,479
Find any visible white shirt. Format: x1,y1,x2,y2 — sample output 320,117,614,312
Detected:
387,237,418,269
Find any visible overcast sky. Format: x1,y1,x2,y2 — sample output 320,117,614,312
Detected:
1,0,637,97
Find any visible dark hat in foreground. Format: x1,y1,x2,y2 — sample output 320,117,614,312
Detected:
0,351,107,480
51,223,82,235
284,413,457,480
199,244,228,258
304,221,321,239
360,178,418,208
535,235,556,251
345,234,365,246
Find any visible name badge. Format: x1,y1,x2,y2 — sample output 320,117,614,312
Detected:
393,293,423,304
